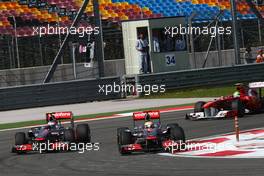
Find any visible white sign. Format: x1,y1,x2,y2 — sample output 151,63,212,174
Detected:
165,54,176,66
84,62,93,68
249,82,264,88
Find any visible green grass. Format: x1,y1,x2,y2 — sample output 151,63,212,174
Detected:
0,103,193,131
143,85,235,99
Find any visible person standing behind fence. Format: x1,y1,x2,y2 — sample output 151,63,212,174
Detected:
136,33,149,74
243,46,253,64
256,49,264,63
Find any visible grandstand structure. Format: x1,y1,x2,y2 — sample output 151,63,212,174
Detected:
0,0,263,83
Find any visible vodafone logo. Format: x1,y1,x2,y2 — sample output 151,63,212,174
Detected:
147,112,160,117
133,111,160,120
53,112,72,119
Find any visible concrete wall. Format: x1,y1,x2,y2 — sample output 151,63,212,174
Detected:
0,59,126,88
0,63,99,88
190,46,263,69
104,59,125,76
190,49,236,68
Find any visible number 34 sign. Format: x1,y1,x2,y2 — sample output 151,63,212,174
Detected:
165,54,176,66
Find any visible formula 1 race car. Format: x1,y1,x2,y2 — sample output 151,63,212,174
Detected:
12,112,91,153
185,82,264,120
117,110,185,155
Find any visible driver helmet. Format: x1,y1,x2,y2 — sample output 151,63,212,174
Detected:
233,91,240,98
48,121,57,128
235,83,244,90
144,121,154,129
257,49,263,54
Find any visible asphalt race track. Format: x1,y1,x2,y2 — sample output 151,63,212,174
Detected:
1,110,264,176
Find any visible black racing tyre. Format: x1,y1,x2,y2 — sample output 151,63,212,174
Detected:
15,132,27,145
76,124,91,143
169,126,185,143
118,128,132,145
194,101,206,113
64,129,75,143
117,127,129,146
232,100,245,117
185,114,190,120
117,127,129,136
117,128,132,154
166,123,179,128
118,130,132,145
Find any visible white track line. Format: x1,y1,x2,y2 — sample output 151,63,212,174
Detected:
0,107,193,132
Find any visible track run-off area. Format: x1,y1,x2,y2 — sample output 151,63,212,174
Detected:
1,108,264,176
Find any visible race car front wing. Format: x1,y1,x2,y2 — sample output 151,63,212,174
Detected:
185,110,237,120
120,139,182,153
12,142,70,153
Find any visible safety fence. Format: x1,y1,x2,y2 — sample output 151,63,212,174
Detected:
138,62,264,90
0,76,121,111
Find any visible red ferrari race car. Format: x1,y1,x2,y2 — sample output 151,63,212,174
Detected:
12,111,91,154
117,110,185,155
186,82,264,120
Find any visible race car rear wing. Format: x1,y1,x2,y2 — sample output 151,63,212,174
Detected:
249,82,264,98
249,82,264,89
46,112,74,128
133,111,160,121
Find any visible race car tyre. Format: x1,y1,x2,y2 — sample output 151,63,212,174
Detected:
117,127,130,146
117,128,132,154
76,124,91,143
167,123,179,128
117,127,129,136
232,100,245,117
15,132,27,145
64,129,75,143
194,101,206,113
169,126,185,143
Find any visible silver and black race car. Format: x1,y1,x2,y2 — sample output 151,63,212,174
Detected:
12,111,91,153
117,110,185,155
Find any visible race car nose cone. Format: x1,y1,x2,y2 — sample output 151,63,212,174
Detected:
35,137,45,141
146,136,157,140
